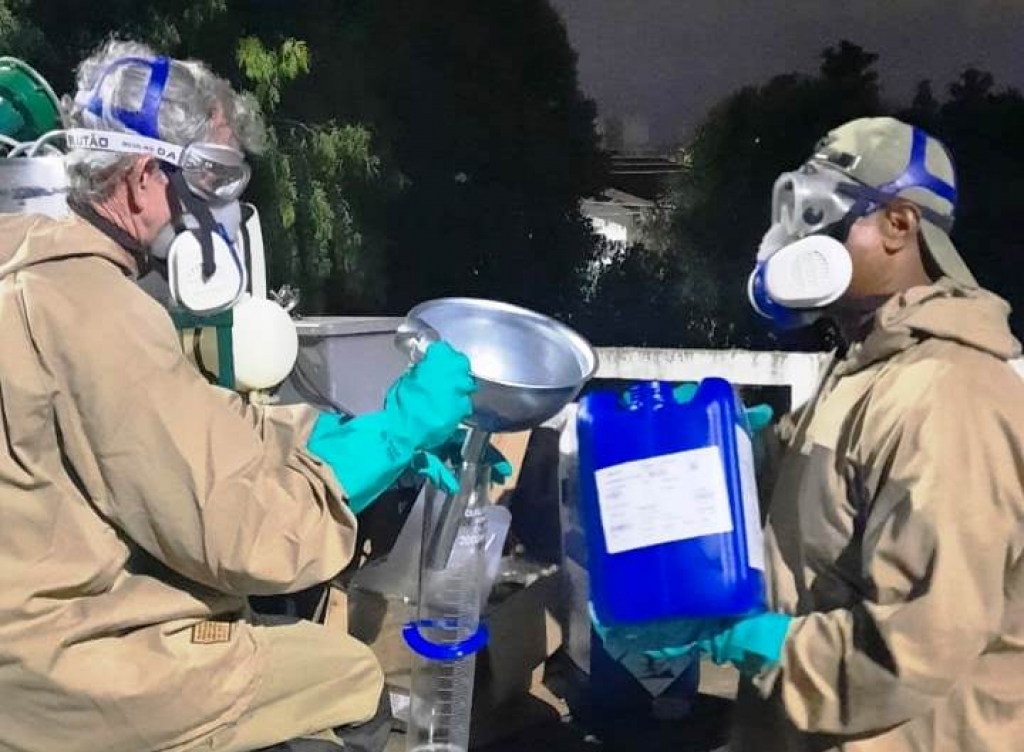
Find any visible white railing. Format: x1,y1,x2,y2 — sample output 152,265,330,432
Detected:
595,347,832,409
595,347,1024,409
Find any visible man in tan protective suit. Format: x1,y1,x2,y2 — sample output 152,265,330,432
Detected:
674,118,1024,751
0,40,477,752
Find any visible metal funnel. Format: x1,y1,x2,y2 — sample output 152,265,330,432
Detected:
395,298,597,570
396,297,598,433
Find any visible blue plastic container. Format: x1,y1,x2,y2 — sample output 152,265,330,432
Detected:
577,378,766,626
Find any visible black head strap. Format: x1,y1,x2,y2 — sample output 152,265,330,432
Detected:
166,169,219,280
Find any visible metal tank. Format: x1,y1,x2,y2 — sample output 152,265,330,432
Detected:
0,156,69,218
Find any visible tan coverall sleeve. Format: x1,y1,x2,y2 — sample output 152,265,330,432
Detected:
760,378,1021,734
38,287,359,597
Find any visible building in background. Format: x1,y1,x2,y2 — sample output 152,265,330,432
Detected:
581,187,653,249
581,114,686,254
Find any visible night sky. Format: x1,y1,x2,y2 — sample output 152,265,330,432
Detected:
552,0,1024,147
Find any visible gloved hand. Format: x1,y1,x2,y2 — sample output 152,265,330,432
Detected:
410,451,460,495
589,603,731,662
692,612,793,676
407,431,514,498
306,341,475,514
386,341,477,449
672,382,774,434
429,428,514,485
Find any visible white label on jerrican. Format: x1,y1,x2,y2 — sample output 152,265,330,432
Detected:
734,426,765,571
595,447,734,555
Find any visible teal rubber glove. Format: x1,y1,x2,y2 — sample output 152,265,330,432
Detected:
589,603,731,661
306,341,476,514
410,451,460,494
429,428,515,485
385,341,478,449
408,431,514,499
672,382,774,434
694,612,793,676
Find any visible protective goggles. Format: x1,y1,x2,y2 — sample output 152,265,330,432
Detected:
773,151,956,243
68,55,250,201
770,162,861,241
65,128,251,201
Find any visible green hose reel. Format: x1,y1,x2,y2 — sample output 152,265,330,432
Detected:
0,57,62,145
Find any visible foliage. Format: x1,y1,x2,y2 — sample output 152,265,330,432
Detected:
1,0,228,90
0,0,46,61
3,0,606,317
234,35,388,312
591,37,1024,349
595,40,881,350
1,2,399,313
236,36,309,113
900,69,1024,335
6,1,1023,346
325,0,608,315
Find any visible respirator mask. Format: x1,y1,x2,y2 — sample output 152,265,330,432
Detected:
146,163,249,315
747,163,859,329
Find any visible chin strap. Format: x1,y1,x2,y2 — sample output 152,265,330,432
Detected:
67,197,151,277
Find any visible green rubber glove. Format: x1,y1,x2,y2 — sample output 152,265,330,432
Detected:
385,341,478,449
694,612,793,676
306,341,476,514
410,451,460,494
589,603,731,662
429,428,514,485
672,382,774,434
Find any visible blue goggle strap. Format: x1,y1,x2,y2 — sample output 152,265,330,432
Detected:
85,56,170,140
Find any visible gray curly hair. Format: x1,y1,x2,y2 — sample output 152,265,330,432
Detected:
63,39,267,203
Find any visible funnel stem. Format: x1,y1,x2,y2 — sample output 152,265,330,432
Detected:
460,426,490,467
425,428,491,570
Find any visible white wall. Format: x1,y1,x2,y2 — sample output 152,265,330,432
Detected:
594,347,1024,410
595,347,832,409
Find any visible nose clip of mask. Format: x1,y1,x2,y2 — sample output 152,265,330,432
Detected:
748,234,853,328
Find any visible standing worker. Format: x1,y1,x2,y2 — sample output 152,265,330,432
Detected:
679,118,1024,751
0,39,475,752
